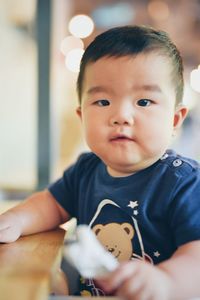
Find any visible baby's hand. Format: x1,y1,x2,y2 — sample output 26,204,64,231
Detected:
96,260,173,300
0,211,22,243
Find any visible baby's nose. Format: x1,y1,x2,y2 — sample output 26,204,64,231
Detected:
110,106,134,126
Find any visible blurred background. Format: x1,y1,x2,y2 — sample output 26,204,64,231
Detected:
0,0,200,200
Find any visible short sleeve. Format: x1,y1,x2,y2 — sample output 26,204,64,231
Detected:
48,163,77,217
169,169,200,247
48,152,98,218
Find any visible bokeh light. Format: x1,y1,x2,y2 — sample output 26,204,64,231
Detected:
60,36,84,56
68,14,94,38
65,48,84,73
190,65,200,93
147,1,169,22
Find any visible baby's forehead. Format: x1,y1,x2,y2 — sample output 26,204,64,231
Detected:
85,51,170,72
83,53,174,95
83,53,172,89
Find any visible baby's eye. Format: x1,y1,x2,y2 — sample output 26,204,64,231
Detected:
137,99,152,107
94,99,110,106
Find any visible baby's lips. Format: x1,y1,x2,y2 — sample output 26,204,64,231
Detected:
110,134,134,141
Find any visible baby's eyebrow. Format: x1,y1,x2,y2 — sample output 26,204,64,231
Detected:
134,84,162,93
86,84,162,95
86,86,112,95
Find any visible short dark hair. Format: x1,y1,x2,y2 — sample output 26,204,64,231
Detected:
77,25,184,105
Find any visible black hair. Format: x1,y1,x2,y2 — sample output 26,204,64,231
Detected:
77,25,184,105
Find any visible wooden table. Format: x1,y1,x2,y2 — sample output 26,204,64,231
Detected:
0,201,67,300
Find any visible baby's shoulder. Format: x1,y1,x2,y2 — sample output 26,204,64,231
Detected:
159,150,200,178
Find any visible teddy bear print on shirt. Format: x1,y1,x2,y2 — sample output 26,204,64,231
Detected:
92,222,134,262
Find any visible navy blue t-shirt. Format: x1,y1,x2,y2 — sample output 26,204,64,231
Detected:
49,150,200,295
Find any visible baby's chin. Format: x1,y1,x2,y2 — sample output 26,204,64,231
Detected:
105,155,162,177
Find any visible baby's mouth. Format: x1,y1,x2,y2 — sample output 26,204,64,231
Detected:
110,134,134,142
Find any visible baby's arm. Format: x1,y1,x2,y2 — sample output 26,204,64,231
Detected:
159,240,200,299
96,240,200,300
0,190,69,243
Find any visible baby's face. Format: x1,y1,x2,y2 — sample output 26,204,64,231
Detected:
77,53,186,177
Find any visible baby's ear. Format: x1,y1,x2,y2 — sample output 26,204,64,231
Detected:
173,105,188,129
76,106,82,120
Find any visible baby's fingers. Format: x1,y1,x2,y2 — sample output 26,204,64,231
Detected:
0,226,21,243
96,261,137,293
116,275,148,300
0,213,11,231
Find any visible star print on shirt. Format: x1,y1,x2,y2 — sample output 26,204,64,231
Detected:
127,201,138,209
153,251,160,257
133,210,138,216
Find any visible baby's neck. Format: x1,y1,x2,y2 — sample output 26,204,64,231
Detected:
107,166,136,178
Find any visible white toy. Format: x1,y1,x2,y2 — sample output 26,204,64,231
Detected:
63,225,119,278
